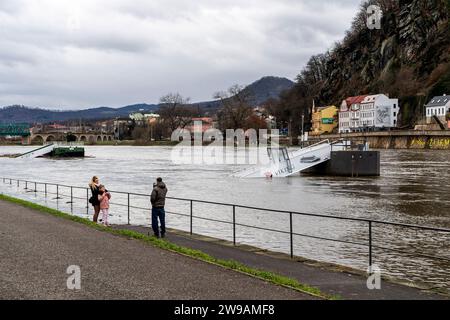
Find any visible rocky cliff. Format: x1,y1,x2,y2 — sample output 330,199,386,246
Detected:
291,0,450,127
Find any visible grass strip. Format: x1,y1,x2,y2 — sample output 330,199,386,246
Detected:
0,193,339,300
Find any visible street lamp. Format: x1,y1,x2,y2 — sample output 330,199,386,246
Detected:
288,118,292,146
301,113,305,148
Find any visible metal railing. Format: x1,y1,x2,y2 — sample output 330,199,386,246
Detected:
44,142,85,147
1,177,450,270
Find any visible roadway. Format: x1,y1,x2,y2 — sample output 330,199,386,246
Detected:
0,200,312,300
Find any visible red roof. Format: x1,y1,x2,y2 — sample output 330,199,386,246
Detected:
192,117,213,123
344,95,368,107
48,124,67,129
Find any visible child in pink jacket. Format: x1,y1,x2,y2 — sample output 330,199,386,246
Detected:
98,185,111,226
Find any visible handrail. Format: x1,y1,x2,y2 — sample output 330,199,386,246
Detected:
1,176,449,276
293,139,330,151
46,142,85,147
16,144,54,157
1,176,449,233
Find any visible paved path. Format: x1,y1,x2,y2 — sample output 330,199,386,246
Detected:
114,226,448,300
0,200,313,300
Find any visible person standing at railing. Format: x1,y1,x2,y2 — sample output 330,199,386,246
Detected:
98,185,111,227
151,177,168,238
88,176,101,222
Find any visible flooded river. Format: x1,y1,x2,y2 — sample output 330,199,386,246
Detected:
0,146,449,292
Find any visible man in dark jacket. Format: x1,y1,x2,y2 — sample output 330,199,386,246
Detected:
151,177,168,238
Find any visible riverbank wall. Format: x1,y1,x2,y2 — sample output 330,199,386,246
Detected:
312,131,450,150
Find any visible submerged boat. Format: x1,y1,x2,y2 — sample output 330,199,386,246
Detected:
49,145,85,157
17,142,85,159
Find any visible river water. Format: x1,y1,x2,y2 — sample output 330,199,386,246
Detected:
0,146,449,292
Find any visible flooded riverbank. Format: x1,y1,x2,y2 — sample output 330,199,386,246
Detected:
0,146,449,291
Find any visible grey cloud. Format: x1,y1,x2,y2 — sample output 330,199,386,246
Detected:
117,1,202,20
0,0,362,109
0,19,152,55
0,50,36,67
65,34,152,54
0,0,24,14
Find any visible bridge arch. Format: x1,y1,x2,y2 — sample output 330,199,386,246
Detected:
108,136,112,141
103,136,108,142
79,136,87,142
97,136,102,142
88,136,95,143
31,135,44,145
45,135,55,142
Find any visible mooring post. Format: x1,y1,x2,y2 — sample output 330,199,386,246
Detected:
127,193,130,225
190,200,193,235
86,188,89,215
290,212,294,259
233,205,236,246
369,221,373,267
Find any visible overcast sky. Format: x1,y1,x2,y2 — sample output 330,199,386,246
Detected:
0,0,361,110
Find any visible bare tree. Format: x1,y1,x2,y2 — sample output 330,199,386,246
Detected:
158,93,200,136
132,126,150,142
215,85,254,130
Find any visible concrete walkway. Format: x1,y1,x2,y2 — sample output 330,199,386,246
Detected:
0,200,313,300
113,226,448,300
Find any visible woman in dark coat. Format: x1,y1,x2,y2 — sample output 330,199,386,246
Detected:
89,176,101,222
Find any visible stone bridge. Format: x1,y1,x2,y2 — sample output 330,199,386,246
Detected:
29,132,114,144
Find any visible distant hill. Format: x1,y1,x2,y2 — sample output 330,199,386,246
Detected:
244,76,295,105
198,76,295,112
0,76,294,124
0,104,159,124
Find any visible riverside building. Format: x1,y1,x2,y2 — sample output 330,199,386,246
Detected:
339,94,399,133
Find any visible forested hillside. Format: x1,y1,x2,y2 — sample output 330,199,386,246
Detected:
271,0,450,136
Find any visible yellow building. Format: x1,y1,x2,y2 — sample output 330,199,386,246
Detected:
310,105,338,135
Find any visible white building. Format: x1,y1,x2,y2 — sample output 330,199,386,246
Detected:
253,106,277,129
129,112,160,122
425,94,450,124
339,94,399,133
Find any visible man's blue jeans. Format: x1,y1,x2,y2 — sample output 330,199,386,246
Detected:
152,207,166,236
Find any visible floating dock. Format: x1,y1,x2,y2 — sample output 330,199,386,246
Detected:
16,143,85,159
49,146,85,157
302,150,380,176
236,139,380,178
